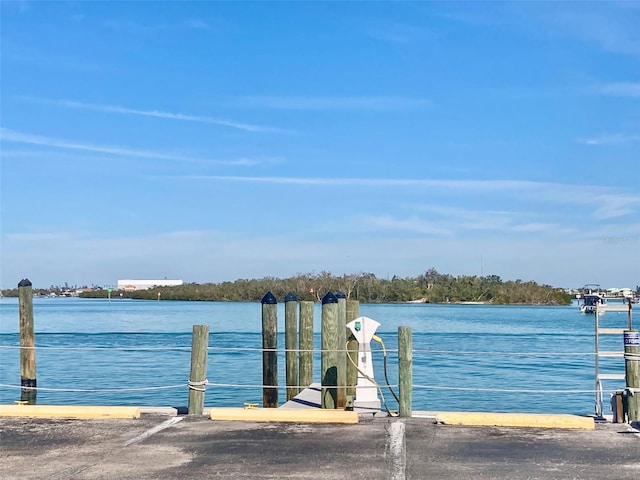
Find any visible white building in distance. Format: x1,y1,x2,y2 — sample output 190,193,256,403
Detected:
117,279,184,291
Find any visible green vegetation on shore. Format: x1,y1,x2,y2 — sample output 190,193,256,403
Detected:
70,269,571,305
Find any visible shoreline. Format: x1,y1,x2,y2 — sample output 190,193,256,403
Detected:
0,296,573,306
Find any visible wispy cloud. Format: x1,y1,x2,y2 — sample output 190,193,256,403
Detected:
166,175,639,221
5,229,218,246
230,96,431,111
165,176,613,202
432,7,501,28
102,18,217,34
4,232,72,242
510,223,557,233
0,128,263,166
351,200,571,240
409,204,563,235
2,0,31,14
362,21,433,44
2,42,102,71
102,19,167,34
184,18,213,31
594,82,640,98
18,96,285,133
593,194,640,219
415,205,528,231
576,133,640,145
168,175,547,190
2,227,634,289
0,149,124,163
542,4,640,57
362,215,453,235
363,214,561,237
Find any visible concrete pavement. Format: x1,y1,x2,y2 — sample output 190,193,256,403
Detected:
0,414,638,479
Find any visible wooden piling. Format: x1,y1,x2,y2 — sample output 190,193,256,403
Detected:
345,300,360,324
187,324,209,415
321,292,338,409
298,300,314,390
261,292,278,408
624,329,639,422
612,390,625,423
345,300,360,400
335,291,347,409
18,279,36,404
284,292,299,401
398,326,413,418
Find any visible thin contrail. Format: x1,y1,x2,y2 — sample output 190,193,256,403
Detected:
17,96,288,133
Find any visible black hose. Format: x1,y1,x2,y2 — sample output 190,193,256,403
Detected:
382,351,400,405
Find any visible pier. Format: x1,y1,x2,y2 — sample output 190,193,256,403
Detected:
2,288,640,479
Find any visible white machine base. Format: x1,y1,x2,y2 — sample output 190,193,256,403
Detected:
353,399,381,413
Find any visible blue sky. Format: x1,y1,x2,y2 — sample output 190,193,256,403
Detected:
1,1,639,290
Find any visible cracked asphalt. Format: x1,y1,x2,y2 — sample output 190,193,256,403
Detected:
1,415,638,479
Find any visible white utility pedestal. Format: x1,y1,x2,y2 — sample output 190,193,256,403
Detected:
346,316,381,413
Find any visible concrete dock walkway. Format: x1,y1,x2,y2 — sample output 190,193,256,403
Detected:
1,414,638,479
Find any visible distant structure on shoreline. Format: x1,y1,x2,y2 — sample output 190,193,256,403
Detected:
566,286,636,300
117,279,183,291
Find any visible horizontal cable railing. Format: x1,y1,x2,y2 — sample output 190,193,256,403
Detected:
0,344,622,397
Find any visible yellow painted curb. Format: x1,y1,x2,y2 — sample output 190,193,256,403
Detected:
0,405,140,419
434,411,594,429
209,408,359,424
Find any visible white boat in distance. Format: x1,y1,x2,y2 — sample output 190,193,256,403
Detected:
579,284,606,314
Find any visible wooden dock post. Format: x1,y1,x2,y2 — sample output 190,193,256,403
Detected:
298,300,314,390
18,279,36,404
345,300,360,324
398,326,413,418
345,300,360,401
261,292,278,408
624,329,639,422
284,292,299,401
321,292,338,409
335,291,347,409
188,324,209,415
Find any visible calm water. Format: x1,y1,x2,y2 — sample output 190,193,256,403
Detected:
0,297,631,415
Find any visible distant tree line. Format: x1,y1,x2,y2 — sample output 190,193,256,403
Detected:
69,269,573,305
0,283,92,298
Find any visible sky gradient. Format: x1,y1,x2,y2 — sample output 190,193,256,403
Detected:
1,1,639,290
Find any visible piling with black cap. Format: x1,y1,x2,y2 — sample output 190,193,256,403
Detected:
261,292,278,407
321,292,339,409
18,279,36,404
284,292,299,401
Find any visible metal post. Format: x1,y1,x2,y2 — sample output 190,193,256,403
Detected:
595,304,602,417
